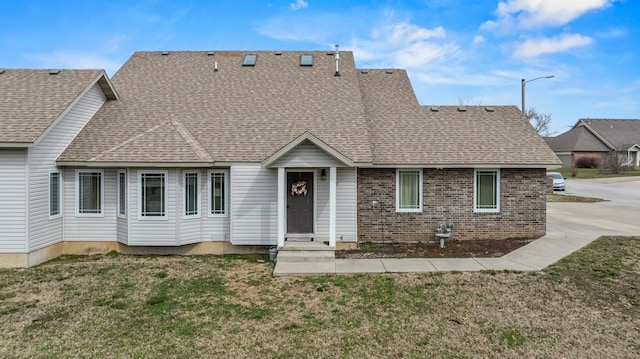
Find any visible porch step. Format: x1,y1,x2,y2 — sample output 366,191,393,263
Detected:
275,250,335,263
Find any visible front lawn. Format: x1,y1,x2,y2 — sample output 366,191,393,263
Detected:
1,237,638,358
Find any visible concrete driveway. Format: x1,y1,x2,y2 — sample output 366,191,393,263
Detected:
548,177,640,238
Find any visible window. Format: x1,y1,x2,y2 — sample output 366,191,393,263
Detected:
396,169,423,212
209,170,228,216
49,171,61,217
475,169,500,212
300,54,313,66
117,170,127,217
184,172,199,218
139,171,167,219
76,170,103,216
242,54,257,66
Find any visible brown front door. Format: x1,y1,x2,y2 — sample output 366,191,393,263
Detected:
287,171,314,234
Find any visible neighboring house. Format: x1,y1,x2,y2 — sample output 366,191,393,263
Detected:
1,51,560,268
547,119,640,168
0,69,117,267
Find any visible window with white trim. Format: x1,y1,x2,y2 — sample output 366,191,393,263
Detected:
139,171,167,219
117,170,127,217
49,171,61,217
474,169,500,212
209,170,228,216
76,170,103,216
396,169,423,212
184,171,199,218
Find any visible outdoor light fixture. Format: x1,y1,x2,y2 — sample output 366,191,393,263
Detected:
521,75,554,114
321,169,326,181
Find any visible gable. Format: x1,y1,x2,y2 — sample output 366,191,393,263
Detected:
550,126,611,152
0,69,117,146
575,119,640,150
267,140,349,168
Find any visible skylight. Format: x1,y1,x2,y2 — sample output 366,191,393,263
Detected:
242,54,257,66
300,54,313,66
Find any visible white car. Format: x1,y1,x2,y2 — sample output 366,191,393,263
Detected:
547,172,566,191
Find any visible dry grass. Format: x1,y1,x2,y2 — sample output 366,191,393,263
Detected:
1,237,639,358
546,193,605,202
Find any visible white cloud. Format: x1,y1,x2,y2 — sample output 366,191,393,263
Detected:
290,0,308,11
483,0,615,30
346,21,458,70
514,33,593,58
472,35,485,46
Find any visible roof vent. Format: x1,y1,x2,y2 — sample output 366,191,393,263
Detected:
485,106,495,112
0,69,5,75
207,52,215,56
360,70,369,74
49,70,60,75
243,54,257,66
457,106,467,112
161,51,169,56
430,106,439,112
385,70,394,74
274,52,282,56
214,62,218,72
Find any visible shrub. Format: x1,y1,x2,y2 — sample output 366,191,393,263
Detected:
574,156,599,169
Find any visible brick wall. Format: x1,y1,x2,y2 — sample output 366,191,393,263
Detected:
357,168,547,242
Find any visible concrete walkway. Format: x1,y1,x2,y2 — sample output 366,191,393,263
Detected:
273,177,640,276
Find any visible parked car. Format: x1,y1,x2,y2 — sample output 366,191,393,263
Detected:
547,172,566,191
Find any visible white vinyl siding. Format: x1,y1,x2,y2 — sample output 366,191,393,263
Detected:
316,167,357,242
138,171,168,219
209,170,228,217
184,171,199,218
129,170,177,245
63,168,118,242
28,83,107,251
49,171,61,218
475,169,500,212
230,166,277,245
269,141,346,168
0,150,27,252
396,169,423,212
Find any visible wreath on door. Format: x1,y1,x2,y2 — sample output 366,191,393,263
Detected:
291,181,308,196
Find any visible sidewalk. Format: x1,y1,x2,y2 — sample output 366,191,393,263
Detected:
273,201,640,276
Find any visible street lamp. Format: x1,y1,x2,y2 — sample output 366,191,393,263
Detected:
521,75,554,114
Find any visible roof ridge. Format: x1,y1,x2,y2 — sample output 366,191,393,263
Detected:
89,122,170,161
170,119,213,162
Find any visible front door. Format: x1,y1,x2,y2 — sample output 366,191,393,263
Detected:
287,171,314,234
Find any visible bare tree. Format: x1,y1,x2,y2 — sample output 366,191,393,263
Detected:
526,107,553,136
456,96,483,106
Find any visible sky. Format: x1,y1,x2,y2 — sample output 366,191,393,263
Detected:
1,0,638,135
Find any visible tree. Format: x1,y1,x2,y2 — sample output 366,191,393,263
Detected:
456,96,483,106
525,107,553,136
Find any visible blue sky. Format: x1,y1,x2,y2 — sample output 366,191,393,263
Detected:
1,0,638,135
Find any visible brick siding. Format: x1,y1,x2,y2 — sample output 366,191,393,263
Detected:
357,168,547,242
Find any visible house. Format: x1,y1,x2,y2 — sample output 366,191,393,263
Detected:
0,69,117,267
0,51,560,268
547,119,640,168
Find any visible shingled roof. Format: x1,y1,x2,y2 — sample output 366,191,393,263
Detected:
548,119,640,153
0,69,117,145
57,50,560,168
58,51,372,165
358,69,560,167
